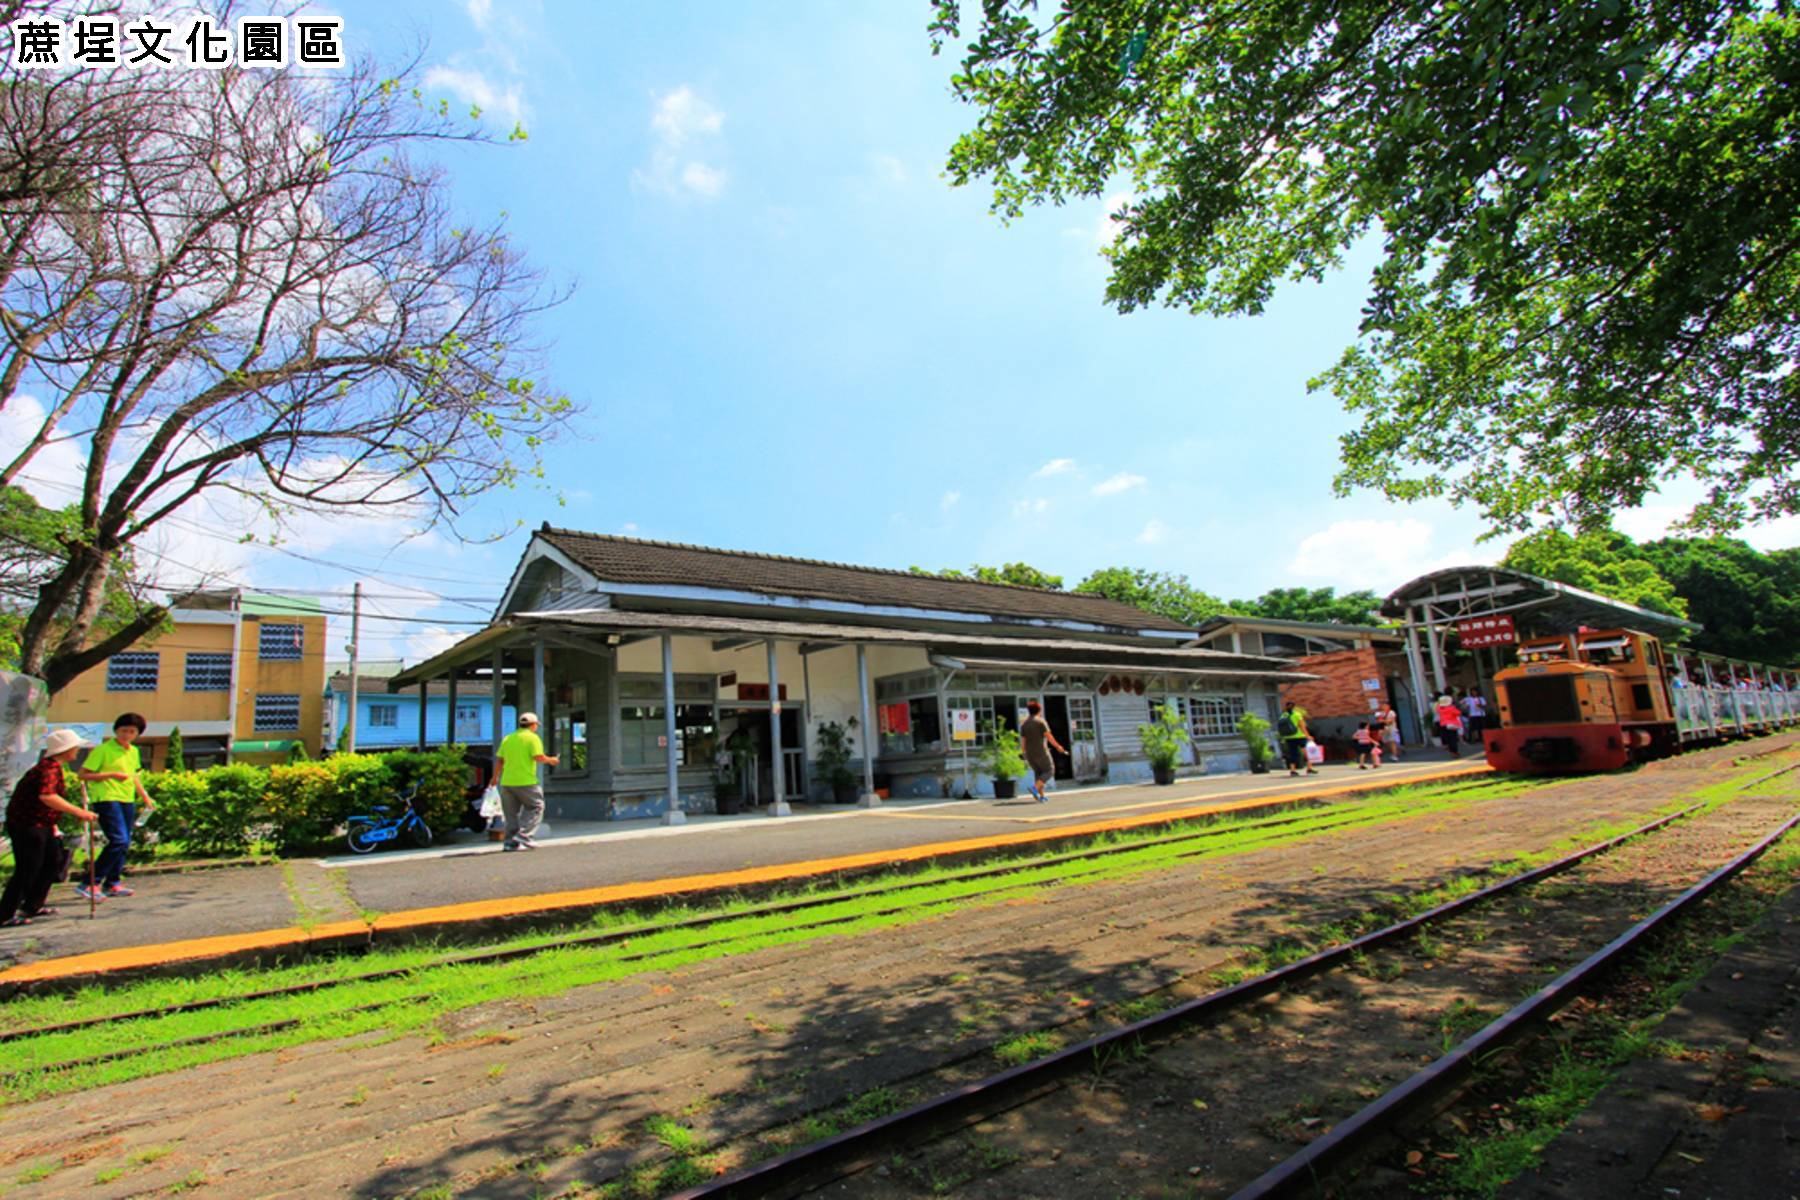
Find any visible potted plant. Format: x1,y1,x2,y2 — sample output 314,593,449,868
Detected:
814,717,861,803
1236,710,1277,774
977,718,1027,799
715,728,757,814
1139,703,1187,785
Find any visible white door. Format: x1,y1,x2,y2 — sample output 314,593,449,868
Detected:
1067,695,1101,780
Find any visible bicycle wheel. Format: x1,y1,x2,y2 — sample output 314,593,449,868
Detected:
346,819,382,855
404,818,433,849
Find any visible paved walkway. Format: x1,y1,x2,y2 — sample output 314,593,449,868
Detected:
0,752,1477,982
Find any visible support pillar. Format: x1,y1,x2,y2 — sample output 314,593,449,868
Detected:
1403,614,1431,741
767,639,790,816
661,634,685,825
416,680,428,750
533,637,547,787
447,674,459,743
1422,608,1449,694
490,647,504,764
856,644,879,807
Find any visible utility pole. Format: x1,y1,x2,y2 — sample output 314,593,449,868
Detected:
346,581,362,754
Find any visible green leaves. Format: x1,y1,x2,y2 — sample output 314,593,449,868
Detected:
940,0,1800,533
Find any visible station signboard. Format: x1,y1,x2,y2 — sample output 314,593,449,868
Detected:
1456,614,1517,647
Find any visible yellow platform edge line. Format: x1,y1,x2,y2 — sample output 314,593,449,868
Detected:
0,762,1487,987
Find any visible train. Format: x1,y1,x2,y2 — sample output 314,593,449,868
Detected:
1484,628,1800,773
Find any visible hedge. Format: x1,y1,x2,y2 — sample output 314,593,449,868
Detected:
143,745,472,856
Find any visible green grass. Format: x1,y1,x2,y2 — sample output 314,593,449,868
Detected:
993,1030,1062,1065
0,779,1519,1103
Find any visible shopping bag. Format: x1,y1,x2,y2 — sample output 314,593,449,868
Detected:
478,785,502,820
1304,739,1325,766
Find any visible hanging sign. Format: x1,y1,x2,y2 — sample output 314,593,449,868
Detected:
1361,678,1382,692
950,708,977,742
736,683,788,702
1456,615,1517,647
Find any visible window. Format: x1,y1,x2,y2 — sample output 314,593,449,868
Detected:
454,704,483,742
619,704,664,768
258,622,303,660
1188,693,1246,738
945,694,998,745
106,652,159,691
553,681,588,773
184,652,231,691
368,704,398,728
254,693,301,731
675,704,716,767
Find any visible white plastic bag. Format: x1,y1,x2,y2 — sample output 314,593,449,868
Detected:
1304,739,1325,766
478,785,502,820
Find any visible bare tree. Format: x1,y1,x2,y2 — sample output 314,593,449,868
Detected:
0,5,571,692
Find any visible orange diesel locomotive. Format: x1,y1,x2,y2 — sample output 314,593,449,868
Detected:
1484,629,1800,773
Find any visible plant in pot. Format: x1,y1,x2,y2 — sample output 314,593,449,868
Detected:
715,728,757,814
1138,703,1187,785
977,718,1027,799
814,717,861,803
1236,710,1277,774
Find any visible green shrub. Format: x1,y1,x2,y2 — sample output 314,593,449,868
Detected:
264,763,337,853
383,746,469,834
977,719,1027,780
322,753,398,823
145,763,267,855
1138,703,1188,771
1237,711,1277,768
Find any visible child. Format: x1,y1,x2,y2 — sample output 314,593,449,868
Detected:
1353,721,1382,769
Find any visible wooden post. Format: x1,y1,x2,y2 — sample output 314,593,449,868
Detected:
490,647,504,764
416,679,428,750
533,637,547,786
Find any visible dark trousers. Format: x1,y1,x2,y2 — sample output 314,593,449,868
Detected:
93,802,133,888
1282,739,1307,770
1,823,55,923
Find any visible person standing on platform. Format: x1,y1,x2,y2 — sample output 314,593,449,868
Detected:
1019,700,1066,803
1374,701,1401,761
1278,701,1316,777
1435,694,1465,757
497,712,558,851
1460,689,1488,745
77,713,155,900
2,730,97,927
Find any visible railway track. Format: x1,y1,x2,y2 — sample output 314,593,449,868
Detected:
0,779,1518,1092
665,791,1799,1200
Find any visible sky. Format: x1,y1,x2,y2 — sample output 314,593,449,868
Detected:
7,0,1799,664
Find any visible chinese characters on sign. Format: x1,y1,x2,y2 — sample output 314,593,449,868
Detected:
10,16,344,70
950,709,977,743
1456,614,1518,648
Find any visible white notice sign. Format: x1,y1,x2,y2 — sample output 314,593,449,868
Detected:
1361,678,1382,692
950,708,977,742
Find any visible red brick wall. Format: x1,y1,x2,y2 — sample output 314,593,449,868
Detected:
1280,648,1389,718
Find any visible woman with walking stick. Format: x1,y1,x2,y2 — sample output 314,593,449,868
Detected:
1,730,98,928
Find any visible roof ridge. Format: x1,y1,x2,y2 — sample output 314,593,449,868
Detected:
537,526,1081,598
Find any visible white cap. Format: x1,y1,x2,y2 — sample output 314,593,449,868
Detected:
519,712,539,726
45,729,90,756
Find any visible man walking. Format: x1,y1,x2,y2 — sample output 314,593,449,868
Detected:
497,712,557,850
1019,700,1066,803
1278,701,1316,777
76,713,155,900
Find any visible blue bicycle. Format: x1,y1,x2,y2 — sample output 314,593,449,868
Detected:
345,786,433,854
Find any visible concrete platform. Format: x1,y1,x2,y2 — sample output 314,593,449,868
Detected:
0,753,1480,989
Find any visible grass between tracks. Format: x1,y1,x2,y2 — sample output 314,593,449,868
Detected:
0,774,1534,1104
1417,839,1800,1199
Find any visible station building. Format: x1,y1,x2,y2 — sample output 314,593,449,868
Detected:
391,528,1312,822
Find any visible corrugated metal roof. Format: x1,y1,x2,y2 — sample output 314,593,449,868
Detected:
241,593,324,618
536,527,1196,633
1382,566,1702,637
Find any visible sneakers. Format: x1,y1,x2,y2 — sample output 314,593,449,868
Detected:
503,840,519,852
74,884,106,902
1,915,29,927
103,884,134,898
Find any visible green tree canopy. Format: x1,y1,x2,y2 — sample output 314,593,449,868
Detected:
1073,567,1238,626
908,562,1065,589
1637,537,1800,666
932,1,1800,533
1501,529,1688,619
1233,587,1383,626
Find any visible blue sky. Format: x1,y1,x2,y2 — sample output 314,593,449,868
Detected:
10,1,1795,662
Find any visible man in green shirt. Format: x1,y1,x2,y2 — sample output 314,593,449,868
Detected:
76,712,156,898
497,712,557,851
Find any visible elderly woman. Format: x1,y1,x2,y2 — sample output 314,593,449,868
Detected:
2,729,98,927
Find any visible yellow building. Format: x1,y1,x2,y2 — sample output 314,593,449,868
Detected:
47,591,328,770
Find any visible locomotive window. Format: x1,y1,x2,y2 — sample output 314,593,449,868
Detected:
1632,683,1654,709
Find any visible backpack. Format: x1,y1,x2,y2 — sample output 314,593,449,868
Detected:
1277,713,1297,738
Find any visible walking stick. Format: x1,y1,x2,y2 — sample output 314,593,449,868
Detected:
81,781,95,920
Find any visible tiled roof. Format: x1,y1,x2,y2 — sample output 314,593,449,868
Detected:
535,527,1196,633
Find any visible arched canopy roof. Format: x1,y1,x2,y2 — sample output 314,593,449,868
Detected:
1382,565,1701,639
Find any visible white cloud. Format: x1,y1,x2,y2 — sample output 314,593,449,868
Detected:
635,86,728,199
1011,498,1050,518
1136,519,1170,545
1614,499,1800,553
940,490,961,511
621,521,639,533
423,64,527,124
1032,458,1077,478
0,395,85,501
1092,472,1147,496
1064,192,1135,248
870,153,907,184
464,0,494,29
1288,517,1497,590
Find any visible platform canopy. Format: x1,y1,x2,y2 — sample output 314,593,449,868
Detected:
1382,565,1700,640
